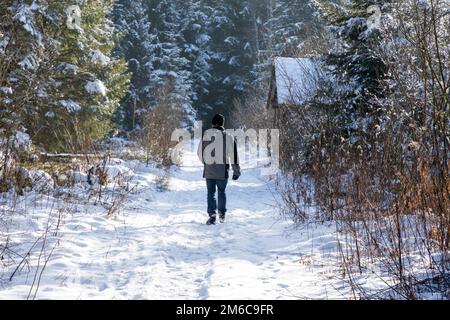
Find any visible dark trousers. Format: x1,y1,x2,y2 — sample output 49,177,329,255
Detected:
206,179,228,216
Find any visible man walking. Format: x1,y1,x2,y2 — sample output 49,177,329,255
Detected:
198,114,241,225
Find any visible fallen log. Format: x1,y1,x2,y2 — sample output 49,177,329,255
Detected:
39,152,110,163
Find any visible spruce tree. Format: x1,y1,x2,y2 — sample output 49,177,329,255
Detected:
35,0,129,151
0,0,58,149
265,0,319,56
113,0,155,131
204,0,257,121
146,0,194,119
179,0,213,119
314,0,387,135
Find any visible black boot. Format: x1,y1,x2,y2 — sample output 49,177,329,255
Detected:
219,212,225,223
206,214,217,225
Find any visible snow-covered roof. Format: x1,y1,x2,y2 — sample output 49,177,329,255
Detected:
274,57,321,106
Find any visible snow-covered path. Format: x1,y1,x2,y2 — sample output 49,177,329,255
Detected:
0,146,347,300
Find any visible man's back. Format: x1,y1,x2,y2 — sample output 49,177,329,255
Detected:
198,126,240,180
198,114,241,225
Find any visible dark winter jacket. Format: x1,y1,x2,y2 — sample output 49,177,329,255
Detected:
197,126,241,180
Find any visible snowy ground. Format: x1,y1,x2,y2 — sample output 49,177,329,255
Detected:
0,144,361,300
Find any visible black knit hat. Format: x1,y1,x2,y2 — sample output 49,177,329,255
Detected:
212,114,225,127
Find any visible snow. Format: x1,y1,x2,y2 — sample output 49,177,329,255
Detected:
91,159,134,183
65,5,83,33
196,34,211,45
222,76,232,85
228,56,240,66
224,37,239,46
346,17,366,29
89,50,111,66
13,131,31,151
58,63,78,75
274,57,322,105
192,24,202,31
0,144,353,300
69,171,89,184
59,100,81,113
85,80,107,96
1,87,13,95
37,89,48,98
1,143,443,299
18,54,39,71
214,16,229,25
417,0,431,9
234,81,245,91
45,111,55,118
29,170,53,193
13,2,44,45
0,36,9,54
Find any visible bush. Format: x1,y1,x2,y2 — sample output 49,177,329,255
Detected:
139,81,187,167
275,0,449,298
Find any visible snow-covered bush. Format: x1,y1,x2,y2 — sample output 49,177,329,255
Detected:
12,131,31,153
78,157,134,189
29,170,54,193
138,81,187,167
0,129,33,193
14,166,33,195
273,0,449,299
68,170,89,185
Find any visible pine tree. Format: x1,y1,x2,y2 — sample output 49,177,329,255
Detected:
314,0,387,134
35,0,129,151
0,0,58,150
265,0,319,56
113,0,155,131
1,0,129,152
179,0,213,119
247,0,322,88
146,0,195,120
203,0,257,121
1,1,47,186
